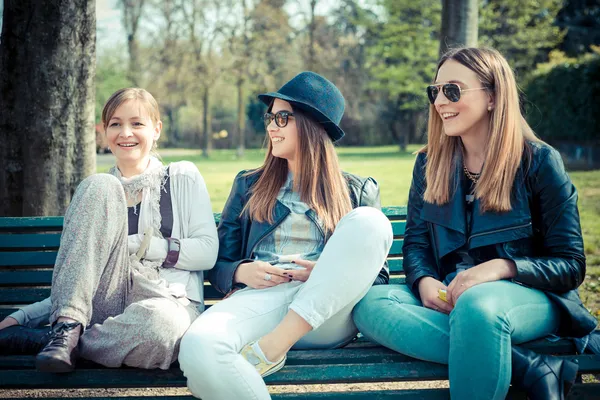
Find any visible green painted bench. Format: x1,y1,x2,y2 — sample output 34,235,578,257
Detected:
1,207,599,399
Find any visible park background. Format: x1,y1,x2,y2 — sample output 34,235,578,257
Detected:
1,1,599,315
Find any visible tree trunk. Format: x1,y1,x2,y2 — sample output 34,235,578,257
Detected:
202,87,212,158
236,77,246,158
0,0,96,217
439,0,478,56
127,34,140,86
122,0,145,86
308,0,317,70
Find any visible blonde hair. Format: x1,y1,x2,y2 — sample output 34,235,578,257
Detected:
101,88,161,153
422,47,540,212
244,107,352,235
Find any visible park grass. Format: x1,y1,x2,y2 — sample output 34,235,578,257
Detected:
97,145,600,319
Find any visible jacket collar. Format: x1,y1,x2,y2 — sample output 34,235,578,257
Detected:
421,153,532,256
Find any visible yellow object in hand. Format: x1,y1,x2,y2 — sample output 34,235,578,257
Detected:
438,289,448,302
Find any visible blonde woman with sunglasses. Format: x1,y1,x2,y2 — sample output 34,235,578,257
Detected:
353,47,596,400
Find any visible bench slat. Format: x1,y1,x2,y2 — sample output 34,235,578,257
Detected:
0,233,61,249
0,208,406,232
0,217,64,231
387,259,403,272
0,270,53,286
9,385,599,400
0,251,57,267
391,221,406,237
1,355,598,389
0,362,448,388
389,240,403,256
381,206,408,218
4,390,452,400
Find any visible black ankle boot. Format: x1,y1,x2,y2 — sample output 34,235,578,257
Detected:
0,325,52,355
511,345,578,400
35,321,82,373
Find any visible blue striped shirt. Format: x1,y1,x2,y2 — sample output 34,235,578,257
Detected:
253,173,325,268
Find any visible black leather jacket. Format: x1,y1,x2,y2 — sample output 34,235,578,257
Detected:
209,169,390,295
403,141,597,338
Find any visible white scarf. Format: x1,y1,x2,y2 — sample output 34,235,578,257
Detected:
109,157,168,241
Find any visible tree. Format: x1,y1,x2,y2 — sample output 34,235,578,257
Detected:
556,0,600,56
120,0,146,86
226,0,255,158
180,0,229,156
439,0,478,56
368,0,441,149
479,0,564,80
0,0,96,216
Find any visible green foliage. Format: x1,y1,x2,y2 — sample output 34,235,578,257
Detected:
368,0,441,110
479,0,565,80
95,53,133,124
524,49,600,142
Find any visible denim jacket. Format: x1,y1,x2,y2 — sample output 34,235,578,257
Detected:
208,169,389,295
403,141,597,338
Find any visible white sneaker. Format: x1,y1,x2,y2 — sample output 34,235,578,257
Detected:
240,341,286,377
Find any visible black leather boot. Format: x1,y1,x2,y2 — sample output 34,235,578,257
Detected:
511,345,579,400
35,321,82,373
0,325,52,355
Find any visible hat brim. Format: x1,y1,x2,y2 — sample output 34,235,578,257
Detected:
258,92,345,142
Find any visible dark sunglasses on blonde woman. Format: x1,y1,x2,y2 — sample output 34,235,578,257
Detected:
426,83,488,104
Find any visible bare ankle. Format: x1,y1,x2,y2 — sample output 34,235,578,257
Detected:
258,336,289,362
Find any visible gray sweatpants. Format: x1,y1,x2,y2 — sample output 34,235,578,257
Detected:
50,174,199,370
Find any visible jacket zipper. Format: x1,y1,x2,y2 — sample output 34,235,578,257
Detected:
467,221,532,245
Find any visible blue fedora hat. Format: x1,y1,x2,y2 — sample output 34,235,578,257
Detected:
258,71,346,142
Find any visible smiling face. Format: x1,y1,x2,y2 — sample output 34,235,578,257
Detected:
267,98,299,167
434,59,494,140
105,99,161,169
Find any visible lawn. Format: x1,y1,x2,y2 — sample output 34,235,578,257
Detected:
98,145,600,318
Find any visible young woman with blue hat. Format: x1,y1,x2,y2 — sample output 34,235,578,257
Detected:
179,71,393,400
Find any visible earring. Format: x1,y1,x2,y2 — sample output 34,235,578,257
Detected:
488,106,492,111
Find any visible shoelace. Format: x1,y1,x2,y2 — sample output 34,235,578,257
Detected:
46,323,79,348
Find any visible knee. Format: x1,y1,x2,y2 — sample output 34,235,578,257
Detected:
451,284,508,330
81,173,122,192
353,285,415,332
178,319,232,379
128,303,189,349
341,207,393,246
76,174,124,202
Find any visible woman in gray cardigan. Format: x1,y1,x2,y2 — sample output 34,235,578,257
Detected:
0,88,218,372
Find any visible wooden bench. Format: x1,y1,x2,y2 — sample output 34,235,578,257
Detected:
1,207,599,399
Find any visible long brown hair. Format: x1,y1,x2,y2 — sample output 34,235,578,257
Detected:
244,107,352,235
422,47,540,212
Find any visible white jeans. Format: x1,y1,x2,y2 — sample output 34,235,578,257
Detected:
179,207,393,400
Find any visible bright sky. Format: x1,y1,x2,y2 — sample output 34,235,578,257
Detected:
2,0,381,51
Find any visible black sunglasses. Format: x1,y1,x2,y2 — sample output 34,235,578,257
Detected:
264,111,294,128
426,83,487,104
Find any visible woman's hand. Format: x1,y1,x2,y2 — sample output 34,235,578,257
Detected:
446,259,517,306
233,261,291,289
418,277,453,314
128,234,142,255
283,259,316,282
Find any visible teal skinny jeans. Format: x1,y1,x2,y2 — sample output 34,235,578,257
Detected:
352,280,560,400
